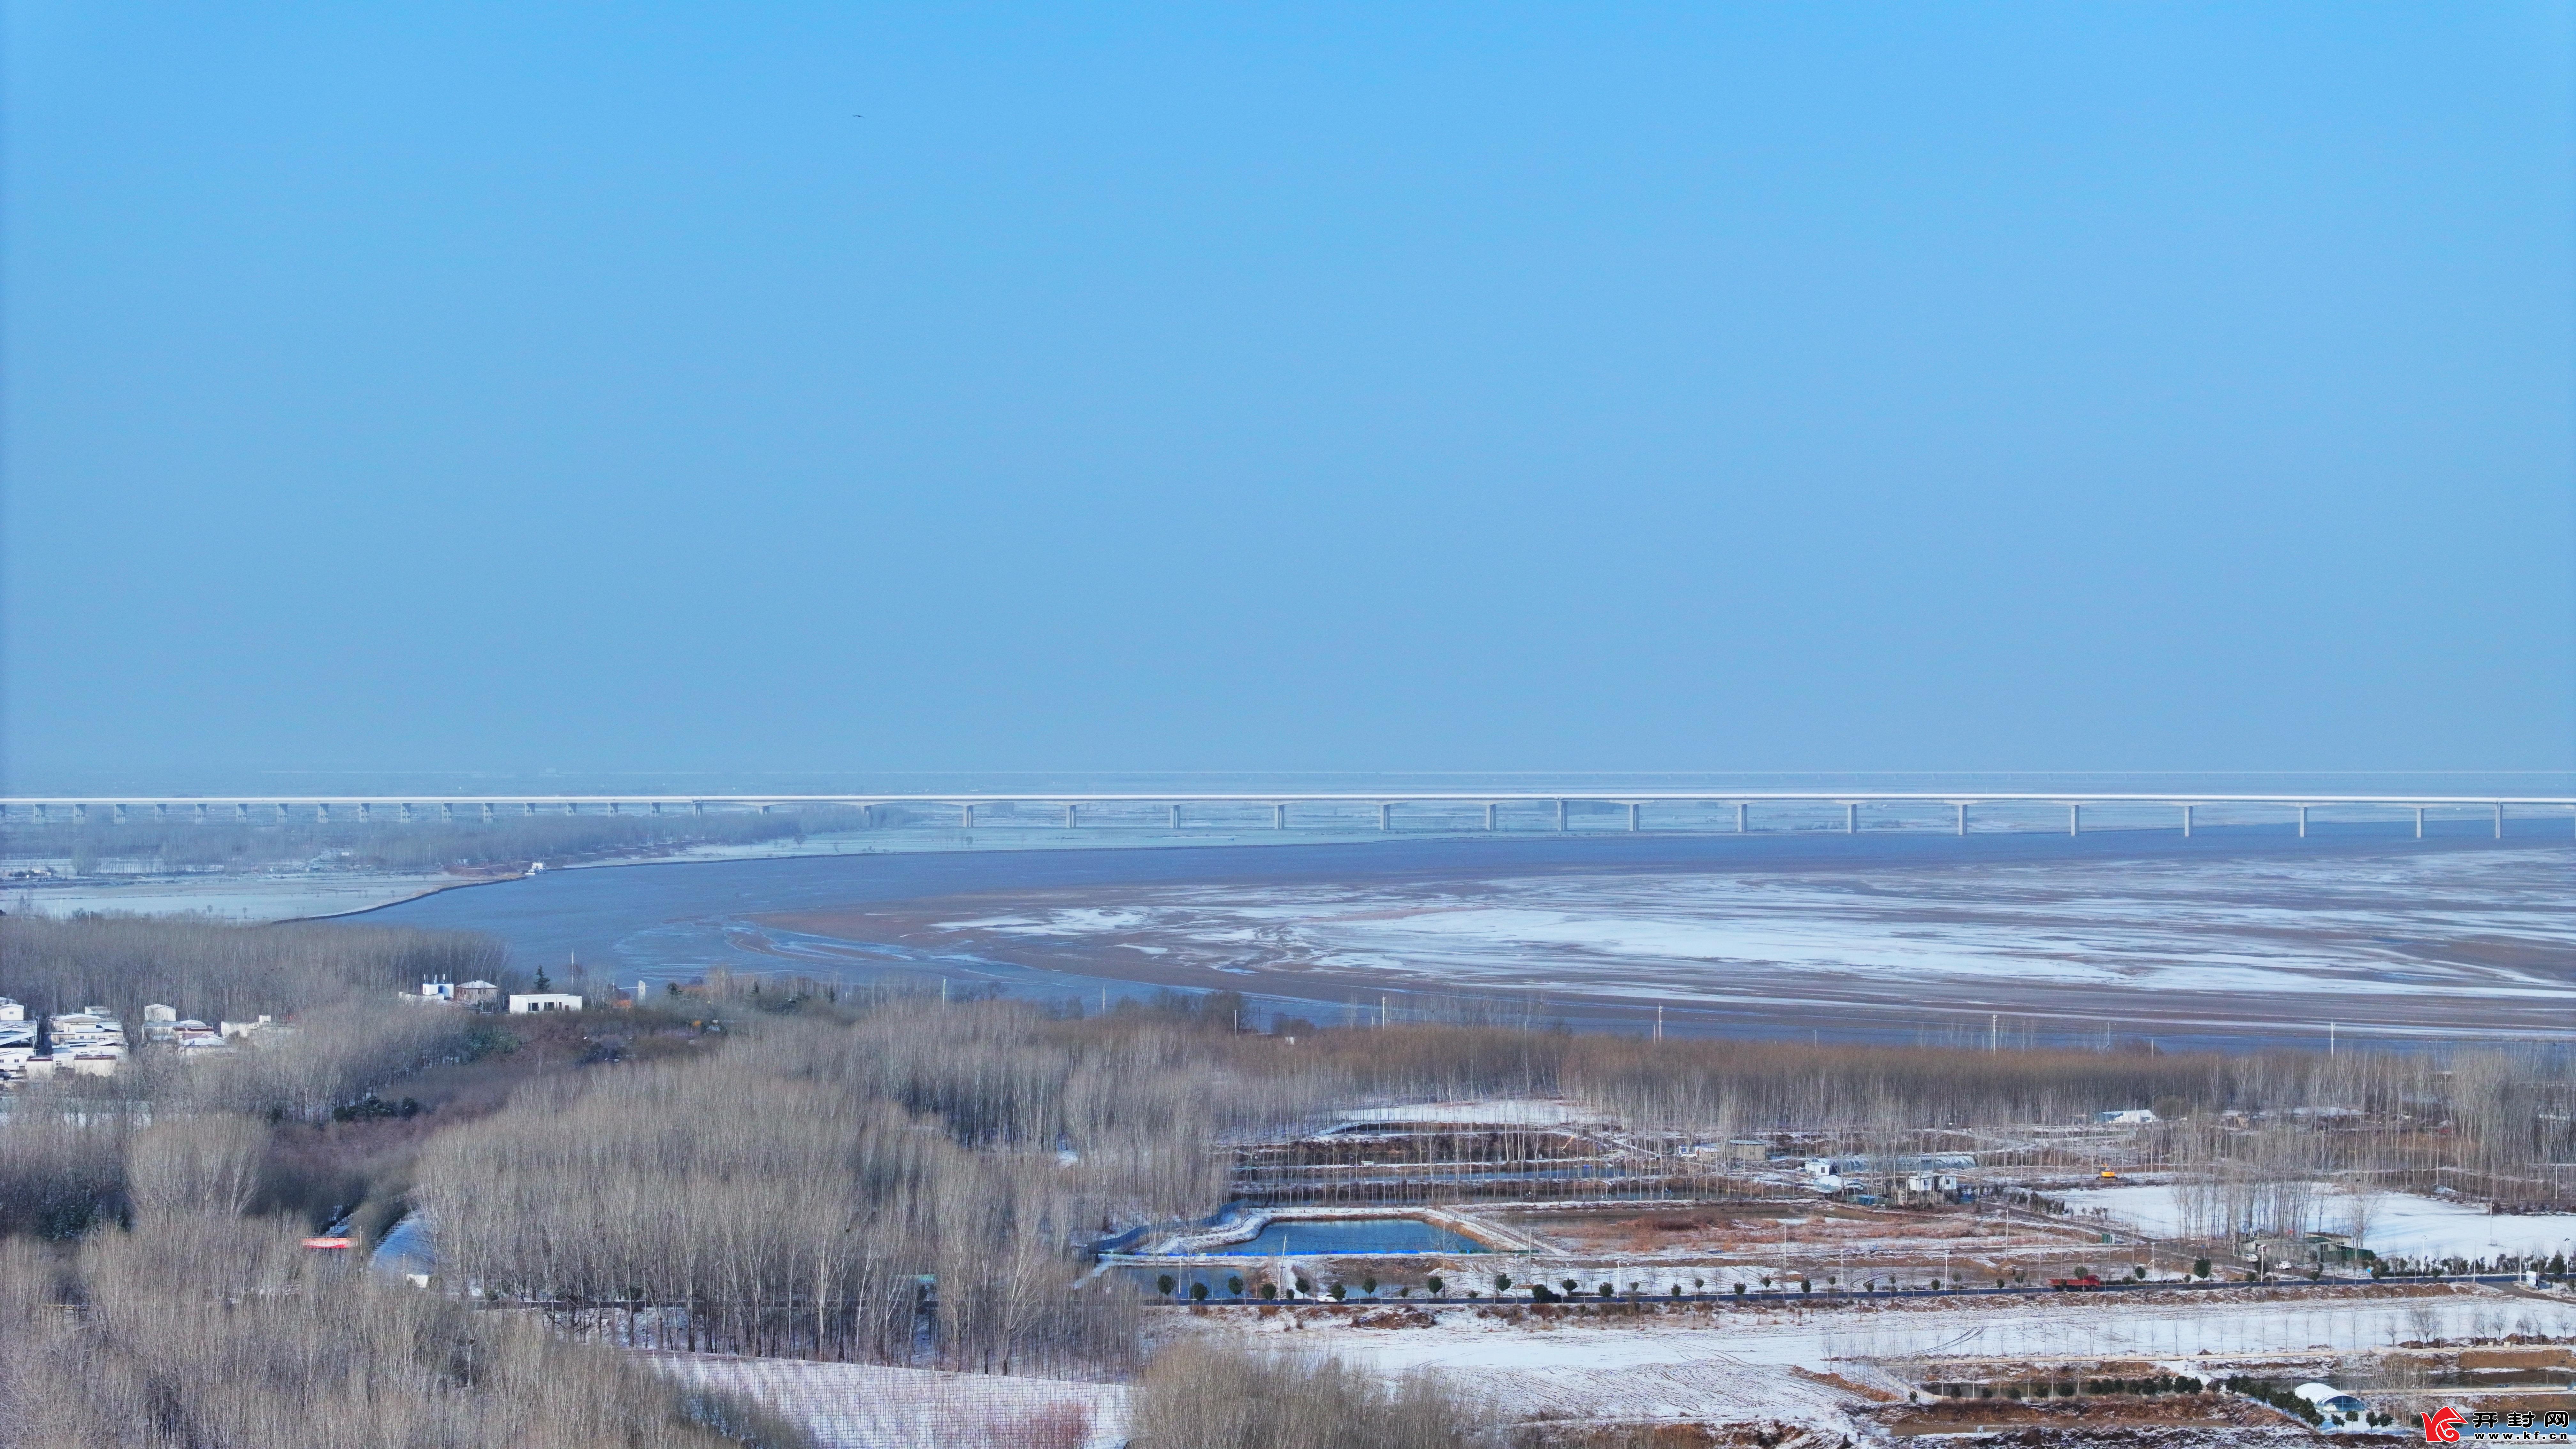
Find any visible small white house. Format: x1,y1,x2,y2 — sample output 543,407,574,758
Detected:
2097,1109,2158,1126
0,997,22,1023
508,993,583,1014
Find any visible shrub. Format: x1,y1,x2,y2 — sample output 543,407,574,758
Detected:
1129,1341,1488,1449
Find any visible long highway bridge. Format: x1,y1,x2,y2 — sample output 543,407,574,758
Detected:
4,791,2571,838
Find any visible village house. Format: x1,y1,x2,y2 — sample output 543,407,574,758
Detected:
508,993,583,1014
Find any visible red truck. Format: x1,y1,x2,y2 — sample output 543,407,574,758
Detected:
2049,1274,2104,1291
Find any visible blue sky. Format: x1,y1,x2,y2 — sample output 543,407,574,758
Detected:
5,4,2570,782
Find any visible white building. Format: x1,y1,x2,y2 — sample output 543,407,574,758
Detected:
2097,1108,2158,1125
508,993,583,1014
220,1015,278,1041
0,997,24,1023
49,1010,126,1060
2293,1383,2370,1427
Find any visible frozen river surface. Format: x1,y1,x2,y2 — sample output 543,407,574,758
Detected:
365,833,2573,1048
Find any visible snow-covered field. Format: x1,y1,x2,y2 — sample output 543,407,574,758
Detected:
2,870,475,922
1289,1289,2576,1371
638,1352,1126,1449
2066,1184,2576,1262
1180,1284,2576,1438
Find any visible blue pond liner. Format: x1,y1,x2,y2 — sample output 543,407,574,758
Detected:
1205,1217,1481,1256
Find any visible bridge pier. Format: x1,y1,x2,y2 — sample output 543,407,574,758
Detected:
2415,807,2425,839
1956,803,1968,836
111,804,126,825
1555,798,1568,832
441,803,455,823
1845,803,1858,834
482,803,495,823
154,803,168,822
1483,802,1496,831
2494,804,2504,839
695,801,707,818
357,804,371,824
1626,802,1641,832
1169,804,1182,830
1065,803,1078,828
2181,804,2193,838
2297,805,2308,839
962,803,975,829
234,803,250,822
1378,802,1391,832
1735,802,1748,833
195,803,208,824
523,802,537,816
2068,804,2080,836
1274,803,1286,830
316,804,330,823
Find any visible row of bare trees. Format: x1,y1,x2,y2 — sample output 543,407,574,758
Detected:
0,913,503,1026
0,1115,808,1449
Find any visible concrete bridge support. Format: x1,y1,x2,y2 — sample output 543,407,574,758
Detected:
962,803,975,829
1274,803,1286,830
1956,803,1969,836
1377,802,1392,831
1736,802,1748,833
1555,798,1568,832
2181,804,2193,838
1483,802,1497,831
1626,802,1641,832
111,804,126,825
1065,803,1077,828
2494,804,2504,839
1845,803,1858,834
2068,804,2080,836
1170,804,1182,830
2297,805,2309,839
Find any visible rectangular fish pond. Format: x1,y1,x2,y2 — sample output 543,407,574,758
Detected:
1203,1217,1484,1256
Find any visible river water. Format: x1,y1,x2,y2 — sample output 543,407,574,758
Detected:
358,808,2573,1049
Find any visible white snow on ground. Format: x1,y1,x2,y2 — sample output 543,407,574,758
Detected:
2,871,473,922
637,1352,1126,1449
1191,1287,2576,1439
2067,1185,2576,1262
1288,1287,2576,1375
1332,1099,1589,1128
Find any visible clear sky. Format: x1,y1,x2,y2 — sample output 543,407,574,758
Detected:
5,4,2571,784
